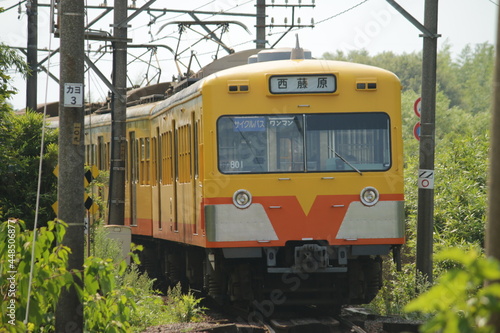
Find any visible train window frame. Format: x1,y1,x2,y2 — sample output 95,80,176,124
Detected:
97,136,105,170
217,112,392,174
151,136,157,184
139,137,151,185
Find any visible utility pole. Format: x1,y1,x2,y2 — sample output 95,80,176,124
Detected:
55,0,85,330
485,6,500,330
386,0,439,284
26,0,37,110
256,0,266,49
108,0,128,226
416,0,439,284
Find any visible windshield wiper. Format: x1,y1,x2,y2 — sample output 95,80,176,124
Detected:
328,147,363,175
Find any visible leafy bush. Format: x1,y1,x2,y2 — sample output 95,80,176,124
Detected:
368,259,431,319
0,220,207,332
165,283,206,323
0,219,73,332
405,248,500,333
78,255,138,333
89,224,206,332
89,224,170,332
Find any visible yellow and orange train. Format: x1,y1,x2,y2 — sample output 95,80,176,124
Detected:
83,46,404,309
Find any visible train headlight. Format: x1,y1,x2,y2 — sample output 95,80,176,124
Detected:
233,189,252,209
360,187,379,206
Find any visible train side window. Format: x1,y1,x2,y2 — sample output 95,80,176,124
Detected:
97,136,105,170
106,142,110,170
157,128,162,184
130,132,138,183
178,125,192,183
90,144,96,167
125,140,128,181
85,145,90,165
140,138,144,184
139,138,150,185
151,136,157,184
194,120,199,178
161,131,173,185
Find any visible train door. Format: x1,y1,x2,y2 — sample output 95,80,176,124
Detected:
129,131,138,226
172,120,178,232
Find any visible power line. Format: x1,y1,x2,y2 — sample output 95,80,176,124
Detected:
267,0,369,37
315,0,370,25
0,0,27,13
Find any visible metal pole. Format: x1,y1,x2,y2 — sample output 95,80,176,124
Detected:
485,5,500,330
55,0,85,329
256,0,266,49
108,0,128,225
26,0,37,110
416,0,439,284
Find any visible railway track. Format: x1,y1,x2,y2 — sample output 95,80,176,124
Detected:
142,302,422,332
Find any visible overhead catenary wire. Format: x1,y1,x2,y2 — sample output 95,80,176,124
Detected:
1,0,376,111
267,0,370,37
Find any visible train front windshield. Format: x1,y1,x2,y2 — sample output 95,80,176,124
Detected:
217,113,391,174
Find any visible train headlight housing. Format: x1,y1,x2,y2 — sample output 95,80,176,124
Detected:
233,189,252,209
360,186,379,206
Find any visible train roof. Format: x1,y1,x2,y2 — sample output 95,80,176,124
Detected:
205,58,399,82
52,47,400,129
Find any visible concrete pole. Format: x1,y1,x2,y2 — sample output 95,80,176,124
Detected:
108,0,128,225
256,0,266,49
26,0,37,110
55,0,85,330
485,5,500,330
416,0,439,284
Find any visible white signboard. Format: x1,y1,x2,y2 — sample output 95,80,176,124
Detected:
418,169,435,189
269,74,336,94
64,83,84,107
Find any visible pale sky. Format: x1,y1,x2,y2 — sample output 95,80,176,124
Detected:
0,0,497,110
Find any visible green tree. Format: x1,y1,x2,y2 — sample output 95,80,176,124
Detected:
0,40,30,175
0,41,56,228
456,43,495,114
0,41,29,112
0,111,58,228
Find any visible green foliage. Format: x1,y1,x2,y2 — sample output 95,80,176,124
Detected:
322,41,495,112
369,259,431,319
0,44,56,228
0,42,29,111
76,255,138,333
166,283,206,323
0,220,184,333
456,43,495,114
0,219,73,332
91,220,124,263
86,169,110,219
405,249,500,333
89,224,203,332
324,49,423,93
0,110,58,228
433,134,489,245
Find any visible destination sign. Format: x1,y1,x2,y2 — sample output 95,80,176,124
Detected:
269,74,336,94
